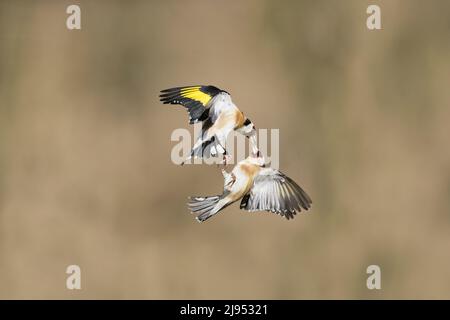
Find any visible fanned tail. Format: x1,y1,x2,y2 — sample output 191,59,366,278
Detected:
187,195,221,222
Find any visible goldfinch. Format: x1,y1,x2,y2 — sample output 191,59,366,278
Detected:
159,85,257,164
188,152,312,222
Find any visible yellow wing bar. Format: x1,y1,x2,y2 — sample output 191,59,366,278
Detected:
160,85,225,123
180,87,213,106
160,85,224,108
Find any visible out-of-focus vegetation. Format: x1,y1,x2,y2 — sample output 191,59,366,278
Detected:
0,0,449,299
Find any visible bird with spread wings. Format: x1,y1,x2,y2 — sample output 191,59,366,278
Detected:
188,152,312,222
160,85,258,164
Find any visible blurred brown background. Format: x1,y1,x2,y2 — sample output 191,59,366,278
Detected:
1,0,450,299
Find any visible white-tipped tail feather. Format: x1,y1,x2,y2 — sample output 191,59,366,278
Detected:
187,195,222,222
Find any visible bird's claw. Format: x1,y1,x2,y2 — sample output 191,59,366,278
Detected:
222,154,232,166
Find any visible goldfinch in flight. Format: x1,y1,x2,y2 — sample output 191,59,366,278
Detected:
159,85,257,164
188,152,312,222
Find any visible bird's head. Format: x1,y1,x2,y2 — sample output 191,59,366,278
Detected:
241,117,257,148
242,118,256,137
249,150,266,167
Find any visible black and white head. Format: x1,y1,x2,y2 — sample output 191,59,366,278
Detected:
242,118,256,137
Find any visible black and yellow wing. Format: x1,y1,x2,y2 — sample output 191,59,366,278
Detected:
159,85,225,124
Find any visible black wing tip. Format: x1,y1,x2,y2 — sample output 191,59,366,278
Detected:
159,85,213,104
159,85,227,96
159,86,184,94
160,85,204,94
159,97,176,103
282,175,312,209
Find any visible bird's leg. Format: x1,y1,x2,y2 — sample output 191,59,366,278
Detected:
222,152,232,166
214,141,229,166
222,154,233,166
222,170,236,191
221,168,229,179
